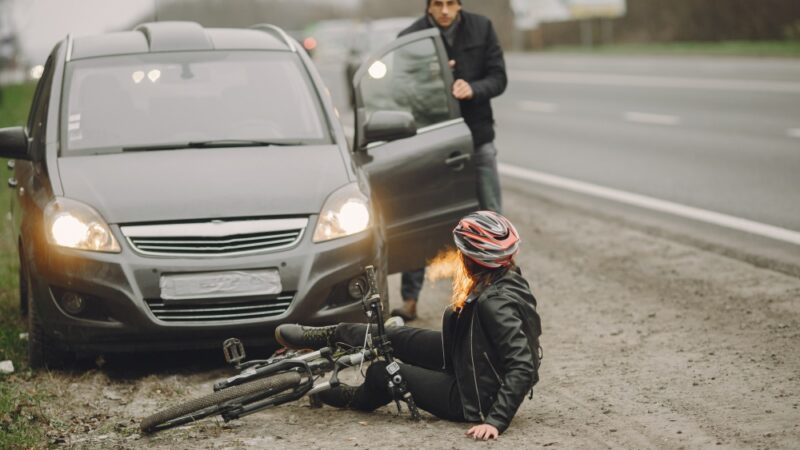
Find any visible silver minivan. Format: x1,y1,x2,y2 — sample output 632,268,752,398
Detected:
0,22,478,367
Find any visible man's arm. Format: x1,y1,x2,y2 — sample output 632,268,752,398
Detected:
467,21,507,102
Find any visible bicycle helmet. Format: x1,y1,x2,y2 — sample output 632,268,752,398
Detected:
453,211,520,269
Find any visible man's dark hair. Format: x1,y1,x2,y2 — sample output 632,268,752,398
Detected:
426,0,462,6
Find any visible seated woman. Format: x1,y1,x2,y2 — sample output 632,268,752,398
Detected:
276,211,542,440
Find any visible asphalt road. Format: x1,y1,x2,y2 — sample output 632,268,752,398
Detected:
321,52,800,268
495,53,800,233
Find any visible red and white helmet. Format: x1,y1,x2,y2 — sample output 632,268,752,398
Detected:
453,211,520,269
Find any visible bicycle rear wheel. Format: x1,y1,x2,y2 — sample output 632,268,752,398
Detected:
140,370,301,434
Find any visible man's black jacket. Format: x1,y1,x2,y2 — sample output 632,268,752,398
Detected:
400,11,507,147
441,267,542,433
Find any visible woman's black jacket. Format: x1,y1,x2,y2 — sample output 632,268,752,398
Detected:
441,268,542,433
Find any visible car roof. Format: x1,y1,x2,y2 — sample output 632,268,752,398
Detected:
69,21,294,61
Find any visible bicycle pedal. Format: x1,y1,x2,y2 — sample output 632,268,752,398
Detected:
222,338,246,365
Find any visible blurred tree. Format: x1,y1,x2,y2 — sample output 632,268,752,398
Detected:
537,0,800,46
361,0,515,47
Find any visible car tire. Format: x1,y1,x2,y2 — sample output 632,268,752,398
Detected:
26,267,72,369
373,214,390,314
19,251,28,317
378,246,390,314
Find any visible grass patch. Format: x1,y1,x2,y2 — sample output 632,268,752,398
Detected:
0,377,46,448
0,83,35,127
0,82,46,448
0,82,34,367
544,40,800,58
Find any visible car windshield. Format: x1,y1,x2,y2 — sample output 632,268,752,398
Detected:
62,51,330,154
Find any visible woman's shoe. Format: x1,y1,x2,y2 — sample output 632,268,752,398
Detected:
318,384,359,408
274,324,336,349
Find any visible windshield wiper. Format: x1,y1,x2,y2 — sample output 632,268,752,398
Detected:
187,140,302,148
122,140,301,152
122,143,191,152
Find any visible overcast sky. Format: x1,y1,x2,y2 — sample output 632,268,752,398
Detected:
9,0,368,64
11,0,154,64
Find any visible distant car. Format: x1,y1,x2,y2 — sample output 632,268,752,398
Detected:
0,22,478,367
301,19,360,61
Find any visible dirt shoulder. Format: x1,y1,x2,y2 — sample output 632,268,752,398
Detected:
17,181,800,449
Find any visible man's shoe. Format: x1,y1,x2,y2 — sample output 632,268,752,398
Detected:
390,299,417,322
275,324,336,350
318,384,359,408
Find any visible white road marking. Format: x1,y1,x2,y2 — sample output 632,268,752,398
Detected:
787,128,800,139
624,111,681,126
509,70,800,94
499,163,800,246
518,101,558,113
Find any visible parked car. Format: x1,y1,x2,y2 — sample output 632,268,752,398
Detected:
0,22,478,368
301,19,360,61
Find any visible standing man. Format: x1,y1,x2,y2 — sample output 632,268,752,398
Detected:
392,0,508,321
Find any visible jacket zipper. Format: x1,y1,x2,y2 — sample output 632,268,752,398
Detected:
469,312,485,421
440,306,448,370
483,352,503,385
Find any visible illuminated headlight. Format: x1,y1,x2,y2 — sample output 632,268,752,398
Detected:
313,183,371,243
44,198,121,253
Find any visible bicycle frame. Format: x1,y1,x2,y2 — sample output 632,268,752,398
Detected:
143,265,420,430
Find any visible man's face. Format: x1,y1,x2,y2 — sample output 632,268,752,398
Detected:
428,0,462,28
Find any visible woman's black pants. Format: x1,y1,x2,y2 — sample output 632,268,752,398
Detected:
333,323,466,422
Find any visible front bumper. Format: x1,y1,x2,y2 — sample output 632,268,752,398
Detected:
28,218,380,354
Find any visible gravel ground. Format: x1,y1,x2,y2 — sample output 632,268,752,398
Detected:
23,182,800,449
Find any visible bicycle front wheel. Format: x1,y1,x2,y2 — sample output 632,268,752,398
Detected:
140,370,301,434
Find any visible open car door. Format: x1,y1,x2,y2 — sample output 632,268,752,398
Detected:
352,28,479,274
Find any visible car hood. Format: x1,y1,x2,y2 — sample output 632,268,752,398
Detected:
57,145,350,224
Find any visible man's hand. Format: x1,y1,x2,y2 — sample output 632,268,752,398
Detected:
466,424,499,440
452,79,473,100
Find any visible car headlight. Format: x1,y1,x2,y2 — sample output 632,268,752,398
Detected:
313,183,371,243
44,198,121,253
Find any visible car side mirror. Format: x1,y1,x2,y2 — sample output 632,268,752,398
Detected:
362,111,416,148
0,127,30,160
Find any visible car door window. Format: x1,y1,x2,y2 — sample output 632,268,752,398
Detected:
359,37,453,130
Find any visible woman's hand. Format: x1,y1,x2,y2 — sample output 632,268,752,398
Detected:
466,423,499,440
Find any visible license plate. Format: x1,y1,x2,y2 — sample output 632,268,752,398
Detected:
160,269,282,301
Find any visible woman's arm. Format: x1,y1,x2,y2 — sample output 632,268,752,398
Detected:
477,295,536,433
466,423,499,440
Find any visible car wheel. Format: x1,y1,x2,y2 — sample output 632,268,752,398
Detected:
26,268,72,369
374,215,390,315
18,252,28,317
378,246,389,315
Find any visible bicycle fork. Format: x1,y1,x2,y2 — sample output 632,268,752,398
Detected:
385,360,421,421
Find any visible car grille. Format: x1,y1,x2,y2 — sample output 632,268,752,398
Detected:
146,294,294,322
120,218,308,257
